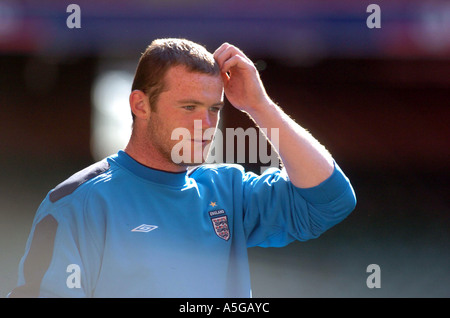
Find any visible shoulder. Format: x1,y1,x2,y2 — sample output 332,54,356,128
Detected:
48,159,112,203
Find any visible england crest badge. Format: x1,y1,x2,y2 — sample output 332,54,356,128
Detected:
209,209,230,241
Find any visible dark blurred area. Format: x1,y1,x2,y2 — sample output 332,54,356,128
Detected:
1,0,449,297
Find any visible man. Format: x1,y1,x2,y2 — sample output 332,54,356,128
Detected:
10,38,356,297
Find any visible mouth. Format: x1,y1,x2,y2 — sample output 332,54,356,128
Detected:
190,139,209,146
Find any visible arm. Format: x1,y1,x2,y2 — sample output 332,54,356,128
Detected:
10,192,104,298
240,163,356,247
214,43,334,188
9,204,88,297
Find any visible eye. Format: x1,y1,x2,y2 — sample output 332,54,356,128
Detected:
209,106,222,113
183,105,196,111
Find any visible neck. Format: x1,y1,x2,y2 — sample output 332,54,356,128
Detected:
124,134,188,173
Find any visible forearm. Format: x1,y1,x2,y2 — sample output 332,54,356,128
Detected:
247,100,334,188
213,42,335,187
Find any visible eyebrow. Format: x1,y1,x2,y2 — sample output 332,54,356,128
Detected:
176,99,225,107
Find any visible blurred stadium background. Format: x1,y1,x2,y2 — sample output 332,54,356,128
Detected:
1,0,449,297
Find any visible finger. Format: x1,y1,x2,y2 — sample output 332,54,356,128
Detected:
221,54,251,74
213,42,230,60
213,43,231,69
214,45,234,70
214,43,250,71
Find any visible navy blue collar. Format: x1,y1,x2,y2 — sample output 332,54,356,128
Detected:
111,150,190,187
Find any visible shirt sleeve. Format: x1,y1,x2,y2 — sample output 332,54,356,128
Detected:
9,193,103,298
242,162,356,247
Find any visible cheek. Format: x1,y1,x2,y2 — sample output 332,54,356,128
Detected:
153,118,189,146
147,114,170,146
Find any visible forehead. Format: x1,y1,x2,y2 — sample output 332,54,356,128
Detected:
163,65,223,95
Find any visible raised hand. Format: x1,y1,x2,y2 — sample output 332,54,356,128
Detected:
213,43,271,113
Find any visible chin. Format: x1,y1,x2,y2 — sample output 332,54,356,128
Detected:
170,142,211,166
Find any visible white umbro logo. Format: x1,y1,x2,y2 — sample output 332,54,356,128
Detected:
131,224,158,233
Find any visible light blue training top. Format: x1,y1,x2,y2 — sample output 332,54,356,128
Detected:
11,150,356,297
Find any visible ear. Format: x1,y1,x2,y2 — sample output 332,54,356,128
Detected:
129,90,151,120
